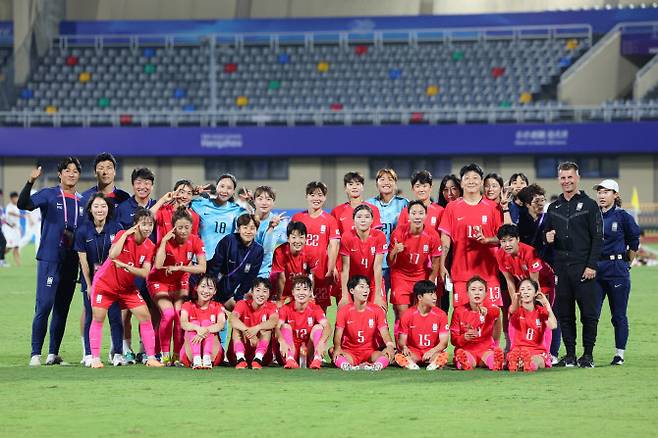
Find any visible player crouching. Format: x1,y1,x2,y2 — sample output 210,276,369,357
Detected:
507,279,557,372
450,276,504,371
395,280,449,370
179,276,226,369
228,278,279,369
332,275,395,371
275,276,331,369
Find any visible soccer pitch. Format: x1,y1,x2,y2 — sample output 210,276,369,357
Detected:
1,246,657,437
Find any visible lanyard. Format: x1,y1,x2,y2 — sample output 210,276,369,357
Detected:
60,188,79,230
94,227,109,264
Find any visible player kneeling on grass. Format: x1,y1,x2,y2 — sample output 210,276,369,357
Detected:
507,279,557,372
89,208,163,368
276,276,331,369
450,276,504,371
395,280,449,371
332,275,395,371
228,278,279,369
179,275,226,369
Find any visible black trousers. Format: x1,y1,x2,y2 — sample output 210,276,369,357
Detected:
554,264,600,356
0,228,6,260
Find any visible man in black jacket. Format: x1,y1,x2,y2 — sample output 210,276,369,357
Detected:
545,162,603,368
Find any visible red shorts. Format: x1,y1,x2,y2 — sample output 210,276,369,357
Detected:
147,277,189,298
390,276,419,306
341,347,376,365
91,286,146,310
453,279,502,307
407,346,432,363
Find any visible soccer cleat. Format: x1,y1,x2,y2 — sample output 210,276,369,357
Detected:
124,350,137,365
309,358,322,369
371,362,384,372
491,348,504,371
284,358,299,369
556,355,577,368
395,353,420,370
610,355,624,366
339,362,354,371
133,351,143,364
551,355,559,366
251,359,263,370
112,354,124,367
91,358,104,368
520,349,535,372
426,351,449,371
577,355,595,368
454,349,473,370
146,358,164,367
192,356,203,370
235,359,248,369
45,354,67,366
506,349,521,372
161,353,172,367
171,353,183,368
29,355,42,367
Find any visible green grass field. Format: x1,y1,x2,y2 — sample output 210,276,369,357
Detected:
1,245,657,437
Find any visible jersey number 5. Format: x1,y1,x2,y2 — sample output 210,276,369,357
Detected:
357,330,365,344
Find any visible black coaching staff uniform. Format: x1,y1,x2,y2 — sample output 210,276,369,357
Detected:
544,162,603,368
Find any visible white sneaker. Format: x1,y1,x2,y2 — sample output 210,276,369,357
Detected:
83,355,93,367
112,354,125,366
202,356,213,369
551,355,559,366
192,356,203,369
29,355,42,366
45,354,66,365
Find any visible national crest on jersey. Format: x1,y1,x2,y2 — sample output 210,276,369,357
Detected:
368,318,374,328
432,323,438,332
320,224,326,233
211,314,217,323
370,246,376,255
423,244,429,253
482,215,488,224
307,316,314,327
139,255,146,265
536,318,541,327
187,251,193,261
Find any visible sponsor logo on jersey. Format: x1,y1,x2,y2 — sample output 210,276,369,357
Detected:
482,215,488,224
432,323,438,332
457,217,465,221
86,238,93,243
368,318,374,328
612,222,618,232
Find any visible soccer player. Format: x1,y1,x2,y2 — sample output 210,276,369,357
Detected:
79,152,131,217
331,171,381,235
75,193,124,367
151,179,200,242
88,208,163,368
394,280,449,371
276,276,330,369
2,191,22,266
439,163,503,307
253,185,289,279
332,275,395,371
18,159,86,366
397,170,444,234
366,168,408,292
116,168,157,230
507,278,558,372
192,173,245,259
271,221,317,305
147,207,206,366
483,172,513,225
388,201,442,325
339,204,387,308
291,181,341,311
179,275,226,369
228,277,279,369
437,174,462,208
450,276,504,371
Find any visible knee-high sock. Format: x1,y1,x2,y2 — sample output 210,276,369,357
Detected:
172,309,183,356
200,320,215,357
311,327,323,359
158,308,176,354
334,355,348,368
375,356,389,369
185,331,201,357
139,321,157,357
234,340,246,360
485,353,495,370
255,339,269,360
89,320,103,359
280,326,295,357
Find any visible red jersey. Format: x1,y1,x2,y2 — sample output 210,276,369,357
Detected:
495,242,554,288
335,303,388,351
331,201,382,235
155,204,200,242
438,198,502,282
399,306,449,352
389,224,442,280
278,301,327,344
95,230,155,292
450,304,499,351
147,234,205,284
181,300,225,325
509,305,550,351
397,202,444,235
291,211,341,277
271,243,317,297
233,299,278,327
339,228,387,287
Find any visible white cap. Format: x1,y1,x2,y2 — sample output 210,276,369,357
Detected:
593,179,619,192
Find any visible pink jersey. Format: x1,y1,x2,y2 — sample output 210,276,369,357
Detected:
291,211,341,277
331,201,382,235
271,243,317,296
399,306,449,353
389,224,442,281
278,301,327,344
233,299,278,327
495,242,554,288
509,305,550,351
155,204,200,242
335,303,388,351
94,230,155,292
181,300,224,324
339,228,387,287
147,234,205,284
450,304,499,351
438,198,502,282
397,202,444,235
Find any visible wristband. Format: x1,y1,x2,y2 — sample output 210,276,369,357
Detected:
502,209,510,213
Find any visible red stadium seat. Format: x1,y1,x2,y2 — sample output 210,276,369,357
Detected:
354,45,368,56
224,63,238,73
491,67,505,78
65,55,78,66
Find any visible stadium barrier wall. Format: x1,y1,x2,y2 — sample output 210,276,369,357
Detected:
634,54,658,101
